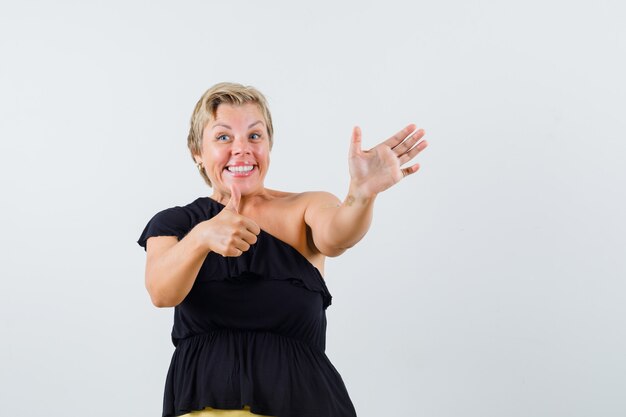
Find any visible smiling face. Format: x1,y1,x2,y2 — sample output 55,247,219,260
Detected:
194,102,271,197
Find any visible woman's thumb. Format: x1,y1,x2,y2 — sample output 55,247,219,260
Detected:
225,183,241,213
349,126,362,157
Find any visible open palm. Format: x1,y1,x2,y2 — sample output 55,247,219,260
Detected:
348,124,427,197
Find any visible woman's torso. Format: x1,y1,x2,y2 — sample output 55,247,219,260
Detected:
137,193,356,417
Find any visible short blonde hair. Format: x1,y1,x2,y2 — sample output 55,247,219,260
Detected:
187,82,274,187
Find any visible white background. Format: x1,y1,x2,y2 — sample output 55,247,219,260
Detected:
1,1,625,416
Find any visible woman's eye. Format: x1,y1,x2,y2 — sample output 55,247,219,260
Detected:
217,135,229,141
250,133,261,140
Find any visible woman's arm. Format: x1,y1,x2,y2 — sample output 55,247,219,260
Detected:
145,231,211,308
304,124,427,257
145,186,260,307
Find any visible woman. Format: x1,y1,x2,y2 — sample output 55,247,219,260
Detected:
138,82,428,417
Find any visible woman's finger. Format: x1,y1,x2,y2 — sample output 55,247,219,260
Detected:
398,139,428,165
242,218,261,236
382,124,417,148
392,129,425,156
233,239,251,253
401,163,421,178
240,229,259,246
226,248,243,257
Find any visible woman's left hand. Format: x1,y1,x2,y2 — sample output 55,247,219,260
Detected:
348,124,427,198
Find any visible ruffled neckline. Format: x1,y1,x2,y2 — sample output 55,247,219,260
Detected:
197,197,332,310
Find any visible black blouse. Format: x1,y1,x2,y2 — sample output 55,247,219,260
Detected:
137,197,357,417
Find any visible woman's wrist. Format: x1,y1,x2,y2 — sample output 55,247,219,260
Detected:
189,221,213,254
344,181,378,206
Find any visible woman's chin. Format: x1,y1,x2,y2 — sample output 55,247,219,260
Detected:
220,171,264,194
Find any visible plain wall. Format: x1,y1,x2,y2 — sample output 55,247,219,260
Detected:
1,1,625,416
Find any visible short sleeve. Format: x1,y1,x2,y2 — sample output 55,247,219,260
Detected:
137,206,192,251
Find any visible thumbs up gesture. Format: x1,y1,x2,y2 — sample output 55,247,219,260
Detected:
201,184,261,257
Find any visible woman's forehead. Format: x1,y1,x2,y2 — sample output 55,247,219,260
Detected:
210,103,266,129
214,102,262,118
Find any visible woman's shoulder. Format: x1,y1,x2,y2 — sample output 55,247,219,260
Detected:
265,189,340,207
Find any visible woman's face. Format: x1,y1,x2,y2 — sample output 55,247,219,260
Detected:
197,102,271,197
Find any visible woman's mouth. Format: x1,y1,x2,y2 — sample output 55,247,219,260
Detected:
225,165,256,177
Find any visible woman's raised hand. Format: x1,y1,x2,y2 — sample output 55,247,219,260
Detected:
201,184,261,257
348,124,427,198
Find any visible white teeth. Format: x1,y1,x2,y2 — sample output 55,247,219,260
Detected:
227,165,254,173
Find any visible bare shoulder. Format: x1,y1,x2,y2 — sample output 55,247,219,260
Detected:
263,189,339,209
296,191,342,209
259,190,342,269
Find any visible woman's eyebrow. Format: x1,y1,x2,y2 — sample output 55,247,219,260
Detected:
211,121,263,129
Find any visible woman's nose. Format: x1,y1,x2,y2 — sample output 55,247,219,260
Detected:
231,136,251,155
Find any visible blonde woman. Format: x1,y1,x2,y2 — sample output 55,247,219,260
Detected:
138,82,428,417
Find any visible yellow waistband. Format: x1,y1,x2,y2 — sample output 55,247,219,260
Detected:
179,405,273,417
